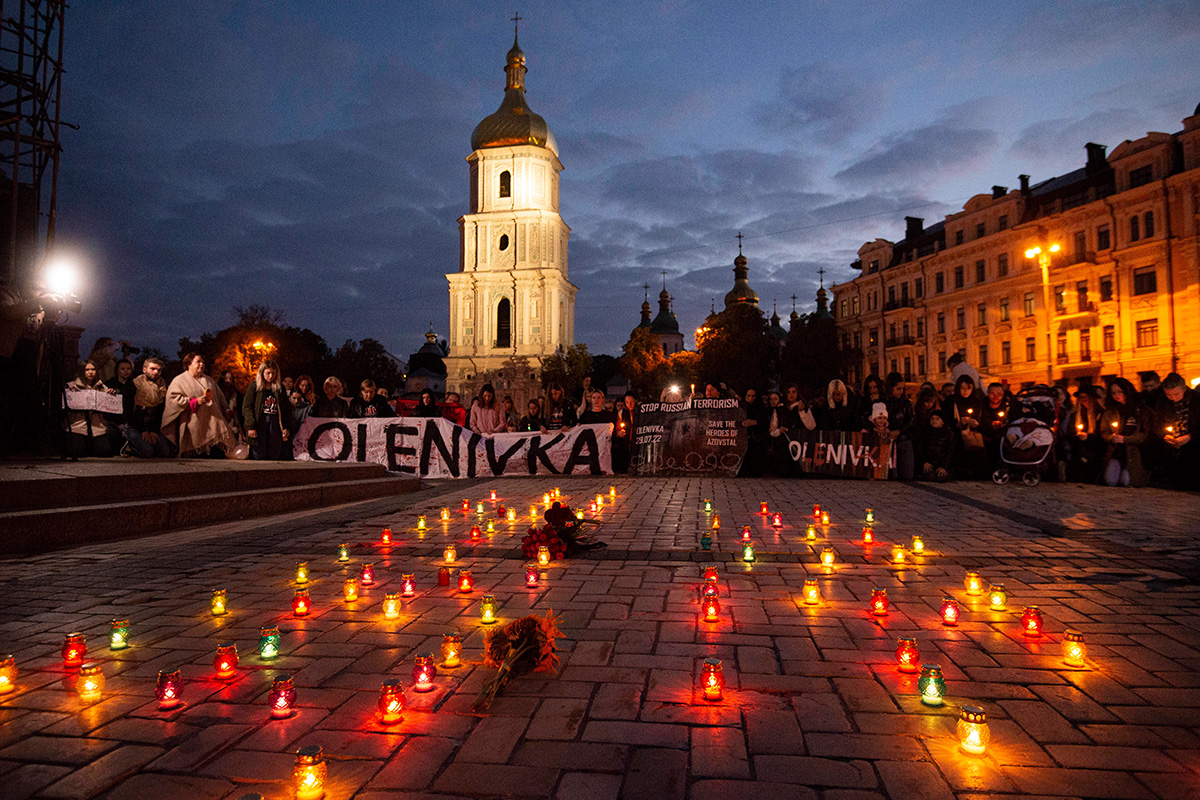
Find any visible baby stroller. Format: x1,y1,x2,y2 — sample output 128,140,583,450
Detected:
992,387,1060,486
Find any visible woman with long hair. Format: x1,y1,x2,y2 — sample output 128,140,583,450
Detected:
943,373,987,479
1100,377,1151,487
314,376,350,418
818,379,859,432
242,359,293,460
64,359,114,457
469,383,506,434
161,353,237,457
413,389,442,418
543,383,577,431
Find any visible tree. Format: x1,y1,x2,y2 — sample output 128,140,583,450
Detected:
179,306,332,389
329,338,403,395
619,327,666,396
696,303,772,394
540,344,592,393
780,313,856,398
589,353,620,394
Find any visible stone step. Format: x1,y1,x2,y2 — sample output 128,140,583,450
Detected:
1,460,386,511
0,475,419,554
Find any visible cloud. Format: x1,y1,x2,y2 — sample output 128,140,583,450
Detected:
1010,109,1146,162
834,114,999,187
756,63,889,144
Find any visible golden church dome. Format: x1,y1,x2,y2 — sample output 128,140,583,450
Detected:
471,33,558,156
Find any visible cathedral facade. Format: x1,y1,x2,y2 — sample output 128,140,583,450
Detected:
444,31,577,401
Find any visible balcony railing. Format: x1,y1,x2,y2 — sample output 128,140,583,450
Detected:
884,336,917,347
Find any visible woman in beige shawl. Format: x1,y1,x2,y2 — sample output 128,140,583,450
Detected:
161,352,237,457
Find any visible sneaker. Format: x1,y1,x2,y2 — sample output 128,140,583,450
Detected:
120,441,133,458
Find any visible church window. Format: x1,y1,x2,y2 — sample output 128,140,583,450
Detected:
496,298,511,348
499,234,509,251
499,170,511,198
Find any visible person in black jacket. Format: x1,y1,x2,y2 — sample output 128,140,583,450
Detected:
516,399,545,432
818,379,859,432
242,359,293,460
614,392,638,473
579,389,615,425
107,358,137,454
413,389,442,418
915,409,955,481
314,377,349,418
349,379,395,418
1151,372,1198,490
543,383,576,431
884,372,915,480
738,387,768,476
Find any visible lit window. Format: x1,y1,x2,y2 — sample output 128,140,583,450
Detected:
999,297,1010,322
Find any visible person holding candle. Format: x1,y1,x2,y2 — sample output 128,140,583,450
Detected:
738,387,768,477
1151,373,1199,490
884,372,915,480
944,374,987,479
613,392,638,473
1100,377,1151,487
979,382,1012,472
162,353,238,457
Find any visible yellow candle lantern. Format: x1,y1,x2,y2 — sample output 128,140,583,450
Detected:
963,572,985,596
480,594,498,624
506,507,517,522
295,562,309,584
444,544,457,564
76,662,104,702
609,486,616,498
957,706,990,755
1062,629,1087,667
417,515,426,531
712,513,721,530
211,589,227,616
382,592,402,620
530,505,538,519
441,507,450,521
911,535,924,554
543,493,551,505
441,632,462,668
575,509,585,520
802,579,821,605
476,501,485,515
0,655,16,694
537,545,551,566
988,584,1007,610
292,744,327,800
820,511,830,525
891,544,905,563
343,578,359,602
486,518,496,533
820,547,835,567
805,524,817,541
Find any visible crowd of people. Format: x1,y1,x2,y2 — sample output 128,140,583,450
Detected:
59,338,1197,491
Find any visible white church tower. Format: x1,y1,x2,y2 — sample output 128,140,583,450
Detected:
444,25,576,398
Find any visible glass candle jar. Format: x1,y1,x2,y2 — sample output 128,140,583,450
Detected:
742,542,755,563
462,498,470,512
575,509,585,520
438,567,450,586
383,592,402,620
703,596,720,622
711,514,721,530
543,493,551,505
295,562,309,584
412,654,436,691
870,588,889,616
378,680,405,724
820,547,835,567
476,501,485,515
760,501,769,514
802,579,821,605
444,545,457,564
489,490,497,501
525,565,539,587
269,675,296,717
292,589,311,617
343,578,359,602
1022,606,1043,637
862,526,874,544
865,508,875,524
441,633,462,668
441,507,451,521
507,508,517,522
76,662,104,702
401,574,415,597
771,513,783,529
891,545,905,563
214,642,238,679
700,533,712,551
805,524,817,541
530,505,538,519
381,527,392,544
470,525,481,542
820,511,830,525
917,663,946,706
417,515,426,531
155,668,184,708
337,543,350,562
109,619,130,650
0,655,16,694
258,626,281,660
741,526,752,542
701,657,724,701
1062,629,1087,667
486,519,496,534
62,633,86,667
963,572,985,596
458,570,474,593
537,545,551,566
703,566,719,581
360,563,375,586
957,705,990,755
940,596,960,626
895,637,919,672
988,584,1007,610
610,486,616,498
703,499,713,513
211,589,227,616
812,503,821,518
292,744,327,800
702,578,719,599
911,535,924,554
480,595,498,624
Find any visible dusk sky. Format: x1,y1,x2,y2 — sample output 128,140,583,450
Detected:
59,1,1199,363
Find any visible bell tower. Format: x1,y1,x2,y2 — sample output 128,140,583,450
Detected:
445,21,576,397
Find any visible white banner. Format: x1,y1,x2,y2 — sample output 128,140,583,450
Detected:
292,417,612,478
65,387,124,414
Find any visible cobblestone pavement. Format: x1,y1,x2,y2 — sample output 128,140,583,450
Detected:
2,477,1199,799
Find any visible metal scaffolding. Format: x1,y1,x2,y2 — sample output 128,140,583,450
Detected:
0,0,64,288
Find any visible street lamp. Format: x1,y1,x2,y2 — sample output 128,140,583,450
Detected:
1025,242,1059,386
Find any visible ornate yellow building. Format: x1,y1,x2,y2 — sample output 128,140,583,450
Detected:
444,30,576,400
832,104,1200,390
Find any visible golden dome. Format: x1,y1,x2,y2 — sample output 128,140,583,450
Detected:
471,33,558,156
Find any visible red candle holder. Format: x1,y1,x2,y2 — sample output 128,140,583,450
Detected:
412,653,436,692
701,657,724,701
269,675,296,718
812,503,821,518
360,563,375,586
489,490,497,501
62,633,86,667
458,570,474,593
378,679,405,724
470,525,481,542
292,589,311,617
462,498,470,512
862,526,874,545
525,564,539,587
940,596,960,626
870,588,889,616
703,565,719,582
1022,605,1043,637
214,643,238,679
401,574,416,597
759,501,769,515
771,513,783,529
895,636,919,672
155,669,184,709
438,567,451,586
703,597,720,622
701,578,719,599
381,528,392,545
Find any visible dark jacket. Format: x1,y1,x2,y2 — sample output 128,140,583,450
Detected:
313,395,349,418
819,400,860,432
1100,403,1151,486
413,400,442,418
914,422,955,473
349,395,395,419
516,413,544,432
544,402,577,430
579,408,615,425
885,393,915,439
243,382,294,432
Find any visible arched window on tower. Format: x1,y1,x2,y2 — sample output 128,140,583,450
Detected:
499,170,511,199
496,298,511,348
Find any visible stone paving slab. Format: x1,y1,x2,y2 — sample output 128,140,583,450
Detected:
0,477,1198,799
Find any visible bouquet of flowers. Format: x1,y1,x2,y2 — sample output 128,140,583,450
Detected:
472,610,563,713
520,525,568,561
520,502,605,559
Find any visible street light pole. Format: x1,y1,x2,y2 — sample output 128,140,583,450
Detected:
1025,243,1059,387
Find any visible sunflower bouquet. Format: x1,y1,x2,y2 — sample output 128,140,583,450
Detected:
472,609,563,713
